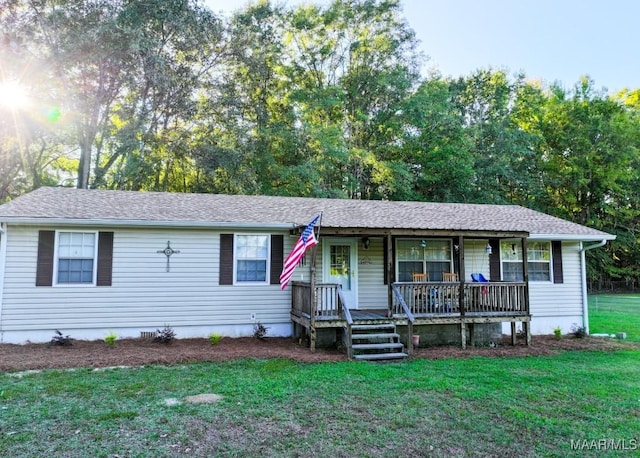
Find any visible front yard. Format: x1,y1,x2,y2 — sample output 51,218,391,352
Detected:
2,349,639,457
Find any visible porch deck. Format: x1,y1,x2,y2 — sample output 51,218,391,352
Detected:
290,281,531,357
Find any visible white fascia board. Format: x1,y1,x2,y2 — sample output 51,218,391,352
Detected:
0,217,296,231
529,233,616,241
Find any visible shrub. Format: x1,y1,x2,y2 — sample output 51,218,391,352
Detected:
553,326,562,339
571,323,587,338
253,322,269,340
104,332,118,346
209,333,223,346
50,330,72,346
154,325,176,344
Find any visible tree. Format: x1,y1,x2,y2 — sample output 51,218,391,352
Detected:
449,69,541,205
399,76,474,202
282,0,421,199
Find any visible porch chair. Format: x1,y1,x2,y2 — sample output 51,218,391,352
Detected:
470,272,489,282
412,273,429,313
471,272,490,304
412,273,428,282
443,272,458,282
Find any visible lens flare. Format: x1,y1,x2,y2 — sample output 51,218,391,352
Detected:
0,81,29,109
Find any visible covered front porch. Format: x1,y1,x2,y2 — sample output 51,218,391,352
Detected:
289,231,532,359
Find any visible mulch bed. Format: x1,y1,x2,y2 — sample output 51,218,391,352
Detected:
0,334,637,372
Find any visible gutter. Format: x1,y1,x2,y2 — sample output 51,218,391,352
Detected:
579,239,608,334
0,217,296,231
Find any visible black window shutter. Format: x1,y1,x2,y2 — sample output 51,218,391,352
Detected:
36,230,55,286
552,240,564,284
96,232,114,286
488,238,501,281
219,234,234,285
270,235,283,285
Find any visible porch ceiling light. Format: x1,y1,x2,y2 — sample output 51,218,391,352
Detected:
485,243,492,255
362,237,370,250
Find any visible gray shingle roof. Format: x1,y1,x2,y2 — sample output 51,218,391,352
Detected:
0,187,614,240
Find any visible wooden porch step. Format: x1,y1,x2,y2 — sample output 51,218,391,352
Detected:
352,332,400,341
354,352,408,361
352,324,396,331
352,342,404,351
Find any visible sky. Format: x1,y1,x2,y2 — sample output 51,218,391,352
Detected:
205,0,639,94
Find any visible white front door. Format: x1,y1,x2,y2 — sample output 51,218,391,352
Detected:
323,238,358,309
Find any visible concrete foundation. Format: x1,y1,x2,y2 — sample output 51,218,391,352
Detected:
401,323,502,347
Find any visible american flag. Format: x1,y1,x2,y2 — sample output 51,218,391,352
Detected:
279,215,320,290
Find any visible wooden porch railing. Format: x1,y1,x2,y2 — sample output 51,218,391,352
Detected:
392,282,461,315
292,281,528,319
291,281,343,319
391,282,527,316
463,282,527,314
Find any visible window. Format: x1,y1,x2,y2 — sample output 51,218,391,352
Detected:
235,234,269,283
55,231,97,285
396,239,452,282
500,240,551,282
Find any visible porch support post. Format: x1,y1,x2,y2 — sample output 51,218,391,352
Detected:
521,237,530,314
510,322,517,346
386,233,393,317
458,235,466,316
309,243,318,352
460,322,467,349
521,237,531,347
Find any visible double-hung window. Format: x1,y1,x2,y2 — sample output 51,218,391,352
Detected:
235,234,270,283
55,231,97,285
396,239,452,282
500,240,551,282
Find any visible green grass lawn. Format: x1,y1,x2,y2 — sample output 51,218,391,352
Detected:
2,350,639,457
589,294,640,341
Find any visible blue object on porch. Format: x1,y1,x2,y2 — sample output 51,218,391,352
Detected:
471,273,489,282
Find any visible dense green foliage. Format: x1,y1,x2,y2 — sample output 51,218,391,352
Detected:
2,351,639,456
1,0,639,282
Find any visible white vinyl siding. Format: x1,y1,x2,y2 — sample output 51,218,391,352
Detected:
463,240,490,282
529,241,583,317
0,226,291,334
357,237,387,309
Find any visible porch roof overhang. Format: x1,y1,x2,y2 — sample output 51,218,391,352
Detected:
294,226,529,239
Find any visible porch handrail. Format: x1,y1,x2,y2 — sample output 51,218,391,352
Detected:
337,287,354,359
337,287,353,325
391,283,415,356
391,283,415,322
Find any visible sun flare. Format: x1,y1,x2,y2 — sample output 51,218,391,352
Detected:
0,80,29,109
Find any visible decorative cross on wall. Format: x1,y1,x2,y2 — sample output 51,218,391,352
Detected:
157,241,180,272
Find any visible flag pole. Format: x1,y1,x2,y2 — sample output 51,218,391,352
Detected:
309,211,323,283
308,211,322,352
